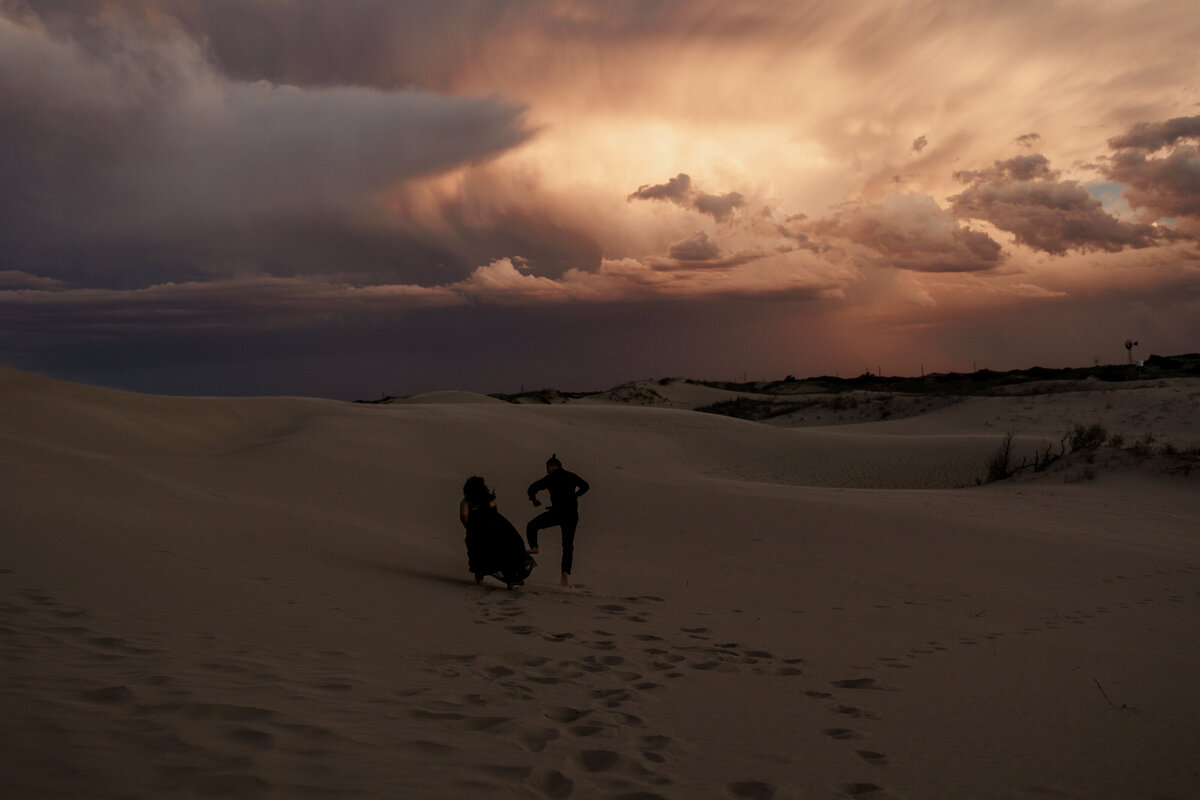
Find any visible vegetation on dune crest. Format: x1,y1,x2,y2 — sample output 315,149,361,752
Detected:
982,422,1199,484
358,353,1199,406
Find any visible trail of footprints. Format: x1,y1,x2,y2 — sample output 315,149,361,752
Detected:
3,572,882,798
4,562,1196,799
0,578,395,798
412,589,902,799
425,563,1200,799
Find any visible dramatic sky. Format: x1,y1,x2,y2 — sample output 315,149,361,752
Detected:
3,0,1199,398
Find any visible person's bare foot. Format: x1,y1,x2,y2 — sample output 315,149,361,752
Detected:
527,547,539,554
560,572,569,586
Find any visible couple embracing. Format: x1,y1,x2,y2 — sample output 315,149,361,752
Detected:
459,455,590,588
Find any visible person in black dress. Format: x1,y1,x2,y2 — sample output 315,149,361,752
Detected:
460,476,535,589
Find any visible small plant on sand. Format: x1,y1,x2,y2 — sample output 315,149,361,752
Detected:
1069,423,1108,452
982,429,1071,483
828,395,858,411
1129,434,1157,457
1029,436,1068,472
985,433,1015,482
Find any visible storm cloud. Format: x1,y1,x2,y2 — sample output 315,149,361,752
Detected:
811,193,1004,273
1103,115,1200,227
0,8,533,288
628,174,746,222
3,2,1200,398
950,156,1160,255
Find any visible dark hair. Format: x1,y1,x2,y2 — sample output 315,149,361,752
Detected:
462,476,494,506
546,453,562,468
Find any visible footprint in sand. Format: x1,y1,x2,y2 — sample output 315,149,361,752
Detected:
500,653,553,668
856,750,888,766
528,767,573,798
641,733,671,751
178,703,275,722
476,764,533,781
79,685,135,705
727,780,778,798
875,657,910,670
461,715,512,732
831,705,879,720
518,726,560,753
578,748,621,772
571,724,606,737
823,728,861,740
410,709,466,721
403,739,455,755
546,706,590,724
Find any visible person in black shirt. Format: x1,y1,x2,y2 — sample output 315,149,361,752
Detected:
525,454,590,586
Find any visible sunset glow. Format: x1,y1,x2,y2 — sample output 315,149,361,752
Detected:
2,1,1198,397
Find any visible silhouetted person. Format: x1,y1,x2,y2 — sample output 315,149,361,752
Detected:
460,476,535,589
525,454,590,586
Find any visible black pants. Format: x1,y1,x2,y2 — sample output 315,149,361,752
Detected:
526,508,579,574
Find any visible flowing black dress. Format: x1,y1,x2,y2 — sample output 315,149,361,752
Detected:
464,503,536,586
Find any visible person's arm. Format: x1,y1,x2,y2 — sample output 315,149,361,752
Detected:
574,473,590,498
459,498,471,529
528,476,547,506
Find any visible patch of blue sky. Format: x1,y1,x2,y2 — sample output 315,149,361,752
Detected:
1086,182,1179,227
1086,182,1135,218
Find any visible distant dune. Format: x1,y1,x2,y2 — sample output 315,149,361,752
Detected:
2,364,1198,799
393,390,508,405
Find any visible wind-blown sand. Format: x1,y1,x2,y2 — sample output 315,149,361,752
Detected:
2,366,1198,799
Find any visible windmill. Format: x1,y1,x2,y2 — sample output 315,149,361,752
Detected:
1125,339,1138,365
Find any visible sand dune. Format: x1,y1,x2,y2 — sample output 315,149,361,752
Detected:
2,365,1198,799
395,390,509,405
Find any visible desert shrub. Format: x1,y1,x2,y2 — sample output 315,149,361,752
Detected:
1129,434,1157,457
1107,432,1125,448
985,433,1015,482
878,395,893,419
1069,423,1108,452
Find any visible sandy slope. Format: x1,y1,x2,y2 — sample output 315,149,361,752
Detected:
1,366,1198,799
